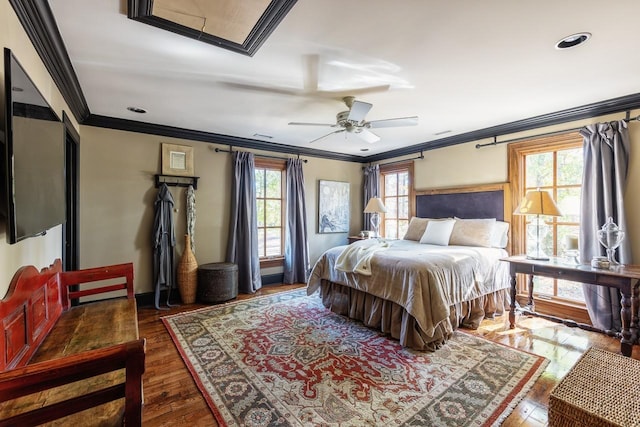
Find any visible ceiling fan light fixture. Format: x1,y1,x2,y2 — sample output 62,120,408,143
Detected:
555,32,591,50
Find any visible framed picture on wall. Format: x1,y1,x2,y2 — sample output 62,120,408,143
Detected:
318,180,350,233
161,143,194,176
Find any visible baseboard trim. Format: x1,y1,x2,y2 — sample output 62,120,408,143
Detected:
136,273,288,307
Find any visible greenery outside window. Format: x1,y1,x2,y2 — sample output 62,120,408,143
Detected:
380,161,414,239
508,132,587,321
255,158,286,267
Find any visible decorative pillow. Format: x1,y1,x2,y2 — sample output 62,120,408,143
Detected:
490,221,510,248
403,217,431,241
419,219,456,246
449,218,496,247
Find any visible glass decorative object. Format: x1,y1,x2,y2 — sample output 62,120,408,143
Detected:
563,234,579,265
597,217,625,266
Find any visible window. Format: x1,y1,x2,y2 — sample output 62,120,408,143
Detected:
380,162,414,239
255,158,285,265
509,133,586,316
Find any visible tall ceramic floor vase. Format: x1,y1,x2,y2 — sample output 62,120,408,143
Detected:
177,234,198,304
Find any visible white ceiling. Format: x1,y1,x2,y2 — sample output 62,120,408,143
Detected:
47,0,640,158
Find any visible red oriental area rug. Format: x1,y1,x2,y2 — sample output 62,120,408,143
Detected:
163,289,546,426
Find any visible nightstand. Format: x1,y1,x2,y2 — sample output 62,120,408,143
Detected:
347,236,369,244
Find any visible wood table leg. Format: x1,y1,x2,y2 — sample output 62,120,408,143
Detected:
509,271,517,329
631,281,639,344
620,289,633,357
526,274,535,311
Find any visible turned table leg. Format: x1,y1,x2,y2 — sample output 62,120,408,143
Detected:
509,270,517,329
620,289,633,357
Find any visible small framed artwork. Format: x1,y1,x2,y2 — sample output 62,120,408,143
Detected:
318,180,350,233
161,143,194,176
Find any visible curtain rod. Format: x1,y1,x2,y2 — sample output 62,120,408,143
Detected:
475,114,640,149
212,146,308,163
363,151,425,170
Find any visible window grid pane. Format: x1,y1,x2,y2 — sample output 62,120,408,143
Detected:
255,165,284,258
524,148,583,302
381,169,410,238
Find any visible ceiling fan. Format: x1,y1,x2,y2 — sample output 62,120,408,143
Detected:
219,54,390,99
288,96,418,143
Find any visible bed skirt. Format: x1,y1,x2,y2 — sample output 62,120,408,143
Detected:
315,279,510,351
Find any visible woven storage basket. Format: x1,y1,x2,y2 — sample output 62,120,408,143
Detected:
549,347,640,427
197,262,238,303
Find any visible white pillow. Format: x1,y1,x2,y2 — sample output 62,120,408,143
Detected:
491,221,510,248
419,219,456,245
449,218,496,247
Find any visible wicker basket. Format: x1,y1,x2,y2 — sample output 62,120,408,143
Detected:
197,262,238,303
177,234,198,304
549,347,640,427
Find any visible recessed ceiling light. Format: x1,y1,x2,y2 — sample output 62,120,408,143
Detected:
127,106,147,113
555,32,591,50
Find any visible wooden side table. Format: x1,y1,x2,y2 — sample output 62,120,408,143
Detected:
502,255,640,356
347,235,369,244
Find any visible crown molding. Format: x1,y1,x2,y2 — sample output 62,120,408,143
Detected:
83,114,362,163
364,92,640,163
9,0,90,123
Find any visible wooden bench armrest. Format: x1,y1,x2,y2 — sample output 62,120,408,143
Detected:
59,262,134,309
0,338,145,426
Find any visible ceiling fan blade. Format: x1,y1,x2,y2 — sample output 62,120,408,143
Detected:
314,84,391,99
348,100,373,122
367,116,419,128
219,81,304,96
288,122,335,127
309,129,345,143
356,129,380,144
302,54,319,92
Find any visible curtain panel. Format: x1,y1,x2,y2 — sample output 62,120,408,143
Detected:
579,120,631,332
283,159,310,284
226,151,262,293
363,165,380,231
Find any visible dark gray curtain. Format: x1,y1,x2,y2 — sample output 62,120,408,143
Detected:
363,164,380,231
226,151,262,293
283,159,309,284
580,120,631,332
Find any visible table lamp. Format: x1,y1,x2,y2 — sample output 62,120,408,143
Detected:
363,197,387,238
513,189,562,260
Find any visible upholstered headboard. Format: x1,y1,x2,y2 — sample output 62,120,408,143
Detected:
415,183,511,221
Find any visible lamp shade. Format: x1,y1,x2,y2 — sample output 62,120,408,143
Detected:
363,197,387,214
513,189,562,216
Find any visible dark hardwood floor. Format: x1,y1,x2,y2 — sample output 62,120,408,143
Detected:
138,284,640,426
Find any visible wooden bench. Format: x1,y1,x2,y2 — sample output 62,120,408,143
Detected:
0,259,145,426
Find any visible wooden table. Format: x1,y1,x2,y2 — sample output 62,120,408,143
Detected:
347,235,369,244
502,255,640,356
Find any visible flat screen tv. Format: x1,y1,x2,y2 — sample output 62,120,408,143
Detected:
1,48,65,244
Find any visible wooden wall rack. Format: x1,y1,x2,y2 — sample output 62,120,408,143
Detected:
154,174,199,190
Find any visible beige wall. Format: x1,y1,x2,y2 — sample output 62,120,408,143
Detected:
0,3,79,297
409,110,640,263
79,126,363,294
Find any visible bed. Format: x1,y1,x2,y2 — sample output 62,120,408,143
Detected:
307,183,513,351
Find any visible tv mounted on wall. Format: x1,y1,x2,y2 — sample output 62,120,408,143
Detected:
1,48,65,244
